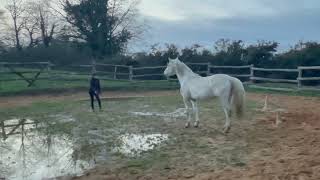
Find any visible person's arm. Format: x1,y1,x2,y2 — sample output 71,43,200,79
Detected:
89,78,93,90
97,79,101,94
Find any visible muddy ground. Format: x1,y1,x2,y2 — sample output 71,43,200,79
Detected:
1,90,320,180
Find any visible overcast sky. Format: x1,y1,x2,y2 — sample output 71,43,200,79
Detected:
1,0,319,52
134,0,320,52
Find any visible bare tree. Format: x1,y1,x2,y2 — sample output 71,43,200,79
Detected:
5,0,59,49
55,0,146,57
5,0,25,51
23,2,41,48
37,0,57,47
0,10,7,53
23,0,58,48
109,0,145,40
0,9,4,20
0,9,6,33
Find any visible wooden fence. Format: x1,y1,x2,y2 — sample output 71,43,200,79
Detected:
1,61,320,89
0,62,52,86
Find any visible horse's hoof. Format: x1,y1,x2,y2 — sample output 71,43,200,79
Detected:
223,126,231,133
185,123,190,128
194,122,199,128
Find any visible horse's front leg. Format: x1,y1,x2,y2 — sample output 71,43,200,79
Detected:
191,100,199,127
183,98,191,128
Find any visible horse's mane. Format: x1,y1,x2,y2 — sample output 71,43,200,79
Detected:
176,60,201,78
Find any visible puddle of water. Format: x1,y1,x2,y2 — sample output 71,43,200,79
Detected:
0,133,93,180
0,118,94,180
2,118,35,128
48,114,76,123
88,130,109,139
1,115,170,179
114,134,168,156
129,108,187,118
130,111,154,116
1,119,37,139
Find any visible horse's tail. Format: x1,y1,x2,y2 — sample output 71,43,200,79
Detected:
230,77,245,118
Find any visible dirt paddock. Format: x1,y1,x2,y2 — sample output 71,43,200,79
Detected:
1,91,320,180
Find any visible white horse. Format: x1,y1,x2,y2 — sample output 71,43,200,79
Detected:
164,57,245,133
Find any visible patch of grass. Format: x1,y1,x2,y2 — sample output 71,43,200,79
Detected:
0,68,180,96
0,101,68,119
0,79,179,96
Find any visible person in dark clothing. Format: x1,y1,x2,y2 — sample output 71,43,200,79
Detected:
89,73,102,111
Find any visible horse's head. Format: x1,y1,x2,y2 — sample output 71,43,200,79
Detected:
164,57,179,77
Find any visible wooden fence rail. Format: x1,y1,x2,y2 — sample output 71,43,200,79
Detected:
298,66,320,70
297,66,320,88
210,65,252,69
0,62,51,86
0,62,51,65
1,61,320,90
251,67,299,72
133,66,166,70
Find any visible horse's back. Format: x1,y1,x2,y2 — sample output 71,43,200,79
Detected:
209,74,233,80
182,74,233,100
181,77,215,99
207,74,233,85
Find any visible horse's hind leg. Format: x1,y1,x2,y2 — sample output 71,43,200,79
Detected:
219,94,232,133
222,108,231,133
183,98,192,128
191,100,199,127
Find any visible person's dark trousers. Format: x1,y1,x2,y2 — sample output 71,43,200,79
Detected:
89,91,102,111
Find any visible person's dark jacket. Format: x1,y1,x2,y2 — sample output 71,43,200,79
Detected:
89,77,101,94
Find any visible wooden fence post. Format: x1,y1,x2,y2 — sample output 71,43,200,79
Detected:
129,66,133,81
0,63,4,72
113,66,117,80
91,60,96,74
47,61,52,80
250,64,254,83
47,61,51,71
1,120,6,140
297,67,302,88
207,62,211,76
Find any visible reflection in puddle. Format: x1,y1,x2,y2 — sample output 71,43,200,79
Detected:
0,118,93,180
2,118,34,126
129,108,187,118
48,114,76,123
1,119,36,140
114,134,168,156
1,115,170,179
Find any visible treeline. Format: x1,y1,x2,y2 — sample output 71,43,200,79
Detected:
1,39,320,68
1,39,320,84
